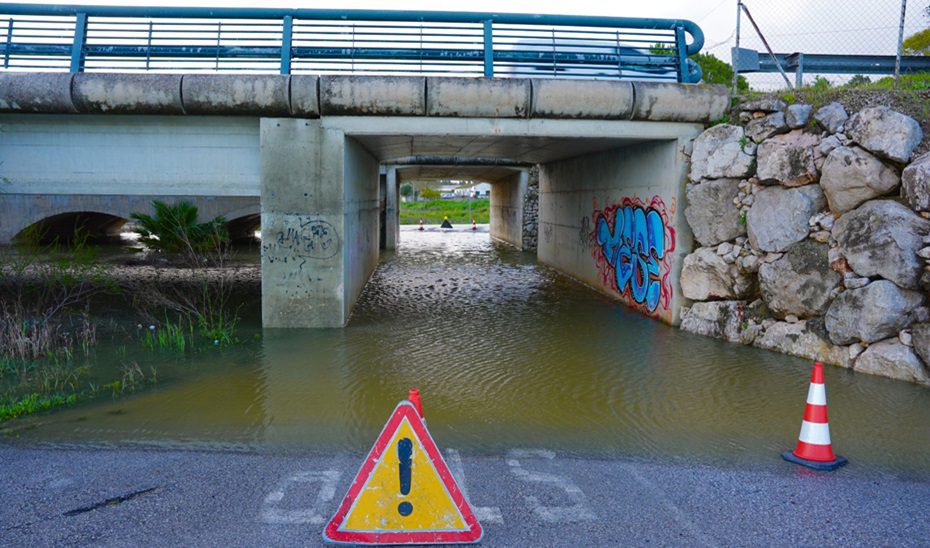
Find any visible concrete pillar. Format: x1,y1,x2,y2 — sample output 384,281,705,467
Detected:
384,167,399,250
489,169,528,249
260,118,379,328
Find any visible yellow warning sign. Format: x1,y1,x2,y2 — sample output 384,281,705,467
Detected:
323,401,482,544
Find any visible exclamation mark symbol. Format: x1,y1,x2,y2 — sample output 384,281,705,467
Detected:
397,438,413,516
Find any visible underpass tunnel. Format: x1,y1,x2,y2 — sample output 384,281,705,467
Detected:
383,163,532,251
13,211,128,244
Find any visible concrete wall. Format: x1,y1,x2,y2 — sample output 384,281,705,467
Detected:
342,137,380,321
0,114,260,196
538,137,698,325
490,170,528,249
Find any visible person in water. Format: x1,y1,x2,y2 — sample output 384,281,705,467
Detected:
440,215,453,229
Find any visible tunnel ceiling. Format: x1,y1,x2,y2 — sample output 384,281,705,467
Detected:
355,135,649,166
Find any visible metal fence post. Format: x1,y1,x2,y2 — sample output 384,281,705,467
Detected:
280,15,293,75
795,52,804,87
483,20,493,77
732,1,741,94
675,25,688,83
894,0,907,89
69,12,87,72
4,19,12,69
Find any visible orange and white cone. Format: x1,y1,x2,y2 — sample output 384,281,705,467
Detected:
471,219,477,231
418,219,424,231
782,362,848,471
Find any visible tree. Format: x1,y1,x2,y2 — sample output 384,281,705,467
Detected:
903,4,930,55
400,183,414,200
691,52,749,92
130,200,228,254
419,187,440,200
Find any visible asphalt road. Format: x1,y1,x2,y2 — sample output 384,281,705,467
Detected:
1,443,928,547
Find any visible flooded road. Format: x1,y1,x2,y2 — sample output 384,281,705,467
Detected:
7,228,930,474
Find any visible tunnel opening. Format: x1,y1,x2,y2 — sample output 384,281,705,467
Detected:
226,213,262,243
14,211,128,245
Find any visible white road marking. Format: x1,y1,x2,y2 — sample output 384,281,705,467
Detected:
260,470,341,525
446,448,504,524
506,449,596,523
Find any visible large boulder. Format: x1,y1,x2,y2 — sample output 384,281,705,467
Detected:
756,138,818,187
902,151,930,212
832,200,929,289
786,103,812,129
742,98,786,113
684,179,745,246
758,240,841,319
746,111,788,143
690,124,756,182
747,185,825,252
910,322,930,366
754,320,850,367
680,248,754,301
814,102,848,133
854,339,930,385
680,301,757,344
844,106,923,163
819,146,899,215
824,280,925,345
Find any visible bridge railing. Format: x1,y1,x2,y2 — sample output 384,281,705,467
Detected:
0,4,704,83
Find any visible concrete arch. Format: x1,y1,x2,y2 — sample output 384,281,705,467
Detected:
222,205,261,241
14,211,128,243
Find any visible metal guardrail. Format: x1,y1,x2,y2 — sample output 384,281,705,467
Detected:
733,47,930,88
0,3,704,82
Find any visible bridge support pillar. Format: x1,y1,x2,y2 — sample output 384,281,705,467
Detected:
260,119,379,328
384,167,399,250
490,169,529,249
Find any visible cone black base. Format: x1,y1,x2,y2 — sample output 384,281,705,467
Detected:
782,451,848,471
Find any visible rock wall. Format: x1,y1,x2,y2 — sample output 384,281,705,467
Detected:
681,98,930,386
522,166,539,251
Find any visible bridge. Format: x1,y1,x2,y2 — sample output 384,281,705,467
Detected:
0,4,728,329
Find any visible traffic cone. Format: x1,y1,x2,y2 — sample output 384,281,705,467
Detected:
408,388,424,418
782,362,848,471
471,219,477,231
418,219,424,231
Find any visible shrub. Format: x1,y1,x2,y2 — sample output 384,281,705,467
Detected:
131,200,228,254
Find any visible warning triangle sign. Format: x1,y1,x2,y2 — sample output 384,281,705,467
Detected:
323,401,483,545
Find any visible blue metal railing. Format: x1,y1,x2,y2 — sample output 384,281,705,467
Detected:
0,3,704,82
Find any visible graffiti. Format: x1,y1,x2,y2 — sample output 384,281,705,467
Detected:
274,218,340,261
578,216,592,250
591,196,675,314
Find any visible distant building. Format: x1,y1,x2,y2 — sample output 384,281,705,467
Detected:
454,182,491,198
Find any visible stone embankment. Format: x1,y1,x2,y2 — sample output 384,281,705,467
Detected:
681,98,930,386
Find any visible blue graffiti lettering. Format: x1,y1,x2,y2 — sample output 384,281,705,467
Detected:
596,206,666,312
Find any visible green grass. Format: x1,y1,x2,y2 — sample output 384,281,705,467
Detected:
0,392,78,422
400,198,490,225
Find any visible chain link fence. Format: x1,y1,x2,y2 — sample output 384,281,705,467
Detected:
733,0,929,91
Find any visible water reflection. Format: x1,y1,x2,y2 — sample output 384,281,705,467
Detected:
7,229,930,474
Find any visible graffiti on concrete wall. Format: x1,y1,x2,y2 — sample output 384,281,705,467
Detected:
591,196,676,315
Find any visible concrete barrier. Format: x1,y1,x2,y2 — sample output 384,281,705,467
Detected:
289,75,320,118
72,73,184,114
531,79,634,120
181,74,291,116
0,73,76,113
631,82,729,123
427,77,530,118
0,73,730,122
321,76,425,116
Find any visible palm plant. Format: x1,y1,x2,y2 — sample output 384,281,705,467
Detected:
130,200,228,254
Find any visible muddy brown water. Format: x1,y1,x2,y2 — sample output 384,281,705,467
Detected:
6,229,930,474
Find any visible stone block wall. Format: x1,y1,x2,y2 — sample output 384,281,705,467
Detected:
681,98,930,386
